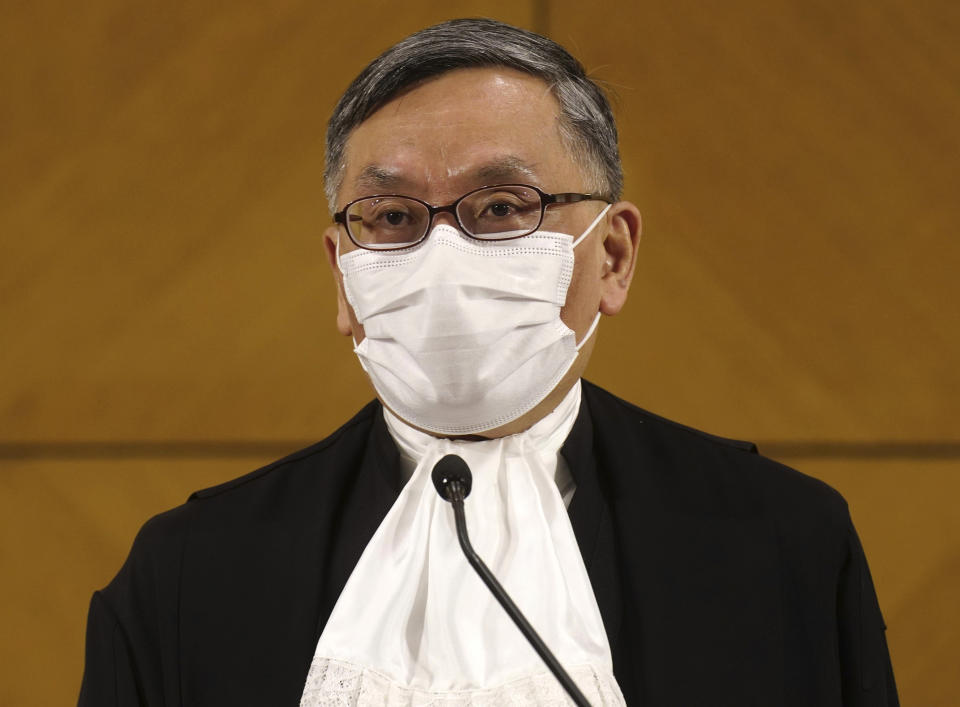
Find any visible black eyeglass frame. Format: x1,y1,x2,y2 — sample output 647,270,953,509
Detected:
333,183,611,251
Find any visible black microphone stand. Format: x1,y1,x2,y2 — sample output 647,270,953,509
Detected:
442,476,592,707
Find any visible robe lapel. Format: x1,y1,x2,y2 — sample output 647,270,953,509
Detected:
580,380,786,705
316,408,404,643
561,399,626,681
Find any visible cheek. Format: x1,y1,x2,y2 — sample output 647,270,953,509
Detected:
560,247,603,337
335,271,367,342
348,306,366,343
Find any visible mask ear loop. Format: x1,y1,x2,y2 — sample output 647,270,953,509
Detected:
570,203,611,350
335,231,344,273
571,203,612,248
334,232,365,352
575,311,602,351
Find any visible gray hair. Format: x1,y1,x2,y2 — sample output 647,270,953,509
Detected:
324,18,623,213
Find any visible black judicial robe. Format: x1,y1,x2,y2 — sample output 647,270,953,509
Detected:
79,382,898,706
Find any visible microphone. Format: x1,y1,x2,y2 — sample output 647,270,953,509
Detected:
431,453,472,502
431,454,592,707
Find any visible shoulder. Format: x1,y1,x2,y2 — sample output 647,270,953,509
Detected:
581,380,851,543
102,400,385,594
581,379,759,454
190,399,382,502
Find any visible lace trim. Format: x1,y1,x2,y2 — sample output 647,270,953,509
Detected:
300,656,625,706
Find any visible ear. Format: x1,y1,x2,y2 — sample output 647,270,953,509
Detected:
598,201,642,316
323,226,356,337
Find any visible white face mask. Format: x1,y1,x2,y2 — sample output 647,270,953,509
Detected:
338,206,610,436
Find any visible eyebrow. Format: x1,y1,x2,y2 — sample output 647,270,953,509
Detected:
353,156,542,196
473,156,540,184
355,165,410,193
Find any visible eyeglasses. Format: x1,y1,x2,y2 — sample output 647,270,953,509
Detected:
334,184,610,251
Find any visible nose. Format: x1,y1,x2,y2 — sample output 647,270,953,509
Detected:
427,203,462,232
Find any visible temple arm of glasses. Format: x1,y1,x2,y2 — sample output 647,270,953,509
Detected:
550,193,610,205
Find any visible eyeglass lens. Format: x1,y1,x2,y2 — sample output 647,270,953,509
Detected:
345,185,543,249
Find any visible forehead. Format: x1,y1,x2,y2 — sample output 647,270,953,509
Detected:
338,67,583,203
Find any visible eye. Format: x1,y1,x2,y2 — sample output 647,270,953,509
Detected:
347,196,428,247
368,200,416,229
483,201,518,218
458,186,543,237
383,210,409,226
472,191,529,220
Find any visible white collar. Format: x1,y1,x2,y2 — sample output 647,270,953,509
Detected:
300,378,623,705
384,379,581,504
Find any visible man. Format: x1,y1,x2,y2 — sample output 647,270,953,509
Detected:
79,19,898,706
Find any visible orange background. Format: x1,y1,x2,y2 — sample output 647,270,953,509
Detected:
1,1,958,704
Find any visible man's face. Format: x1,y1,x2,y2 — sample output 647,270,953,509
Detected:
324,67,640,436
